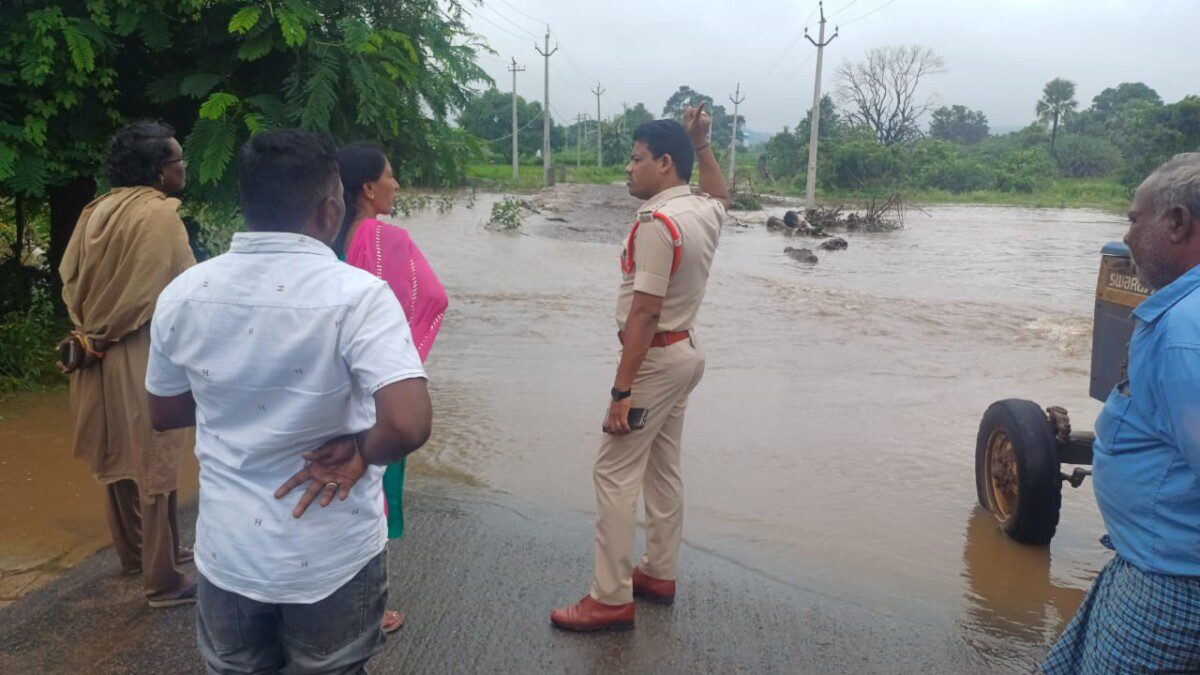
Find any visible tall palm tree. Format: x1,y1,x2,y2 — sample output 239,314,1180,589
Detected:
1036,78,1078,155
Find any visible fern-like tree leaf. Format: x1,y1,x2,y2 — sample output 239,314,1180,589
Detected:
199,92,240,120
227,6,261,35
180,73,223,99
62,25,95,72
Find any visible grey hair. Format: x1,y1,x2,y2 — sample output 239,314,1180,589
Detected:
1142,152,1200,222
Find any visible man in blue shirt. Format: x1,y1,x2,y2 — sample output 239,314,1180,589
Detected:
1043,153,1200,673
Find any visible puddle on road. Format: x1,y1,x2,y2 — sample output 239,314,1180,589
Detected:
0,391,199,607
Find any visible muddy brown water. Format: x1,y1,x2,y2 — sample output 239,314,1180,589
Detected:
0,185,1128,670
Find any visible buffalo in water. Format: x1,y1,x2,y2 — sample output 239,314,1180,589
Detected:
784,246,818,263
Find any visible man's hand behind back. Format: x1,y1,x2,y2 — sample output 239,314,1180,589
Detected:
274,435,366,518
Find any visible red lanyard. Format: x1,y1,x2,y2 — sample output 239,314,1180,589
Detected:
621,211,682,277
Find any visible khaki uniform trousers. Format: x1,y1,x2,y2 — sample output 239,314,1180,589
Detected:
591,338,705,605
104,479,189,601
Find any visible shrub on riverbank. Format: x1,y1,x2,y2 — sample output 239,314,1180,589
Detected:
0,291,67,393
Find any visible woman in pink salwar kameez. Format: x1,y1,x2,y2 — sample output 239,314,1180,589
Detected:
336,142,448,634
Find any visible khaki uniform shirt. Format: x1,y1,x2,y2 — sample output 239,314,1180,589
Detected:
615,184,724,332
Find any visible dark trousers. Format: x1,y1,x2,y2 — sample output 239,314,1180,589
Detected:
196,549,388,675
104,479,188,600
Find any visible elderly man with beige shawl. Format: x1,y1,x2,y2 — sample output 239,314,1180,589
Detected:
58,121,197,607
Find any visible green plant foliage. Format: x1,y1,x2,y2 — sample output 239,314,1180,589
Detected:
929,105,989,144
661,85,745,150
1036,77,1078,154
457,89,554,160
832,139,901,189
489,197,524,230
1053,135,1123,178
0,290,69,392
1,0,493,271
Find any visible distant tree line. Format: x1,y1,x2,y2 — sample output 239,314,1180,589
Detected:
457,84,746,167
761,44,1200,195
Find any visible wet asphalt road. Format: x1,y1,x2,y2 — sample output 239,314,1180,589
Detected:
0,479,997,674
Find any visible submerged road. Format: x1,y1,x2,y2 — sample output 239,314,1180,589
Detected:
0,478,1013,673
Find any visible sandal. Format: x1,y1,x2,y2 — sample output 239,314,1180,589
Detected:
381,609,405,634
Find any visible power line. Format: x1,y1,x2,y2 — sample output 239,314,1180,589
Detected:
745,1,821,90
827,0,861,18
558,48,595,84
492,0,546,30
550,61,591,93
840,0,899,25
470,8,534,42
476,2,539,39
745,29,808,90
485,110,543,144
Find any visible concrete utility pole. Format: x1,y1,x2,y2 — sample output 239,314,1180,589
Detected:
507,58,525,180
591,82,606,167
575,113,587,168
803,1,838,211
534,27,558,186
728,83,745,190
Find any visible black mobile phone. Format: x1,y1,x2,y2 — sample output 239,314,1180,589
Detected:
602,407,648,432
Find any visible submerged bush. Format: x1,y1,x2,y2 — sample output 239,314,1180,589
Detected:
489,197,524,230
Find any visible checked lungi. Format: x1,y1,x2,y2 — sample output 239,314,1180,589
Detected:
1041,554,1200,674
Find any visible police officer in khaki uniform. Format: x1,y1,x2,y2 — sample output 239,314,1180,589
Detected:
552,104,729,632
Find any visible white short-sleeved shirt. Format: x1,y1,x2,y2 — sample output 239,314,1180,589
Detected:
146,231,426,604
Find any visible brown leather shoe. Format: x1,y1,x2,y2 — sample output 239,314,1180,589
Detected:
632,567,676,605
550,595,634,632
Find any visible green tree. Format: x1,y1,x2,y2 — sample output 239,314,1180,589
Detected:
831,135,902,189
621,103,654,131
457,89,548,160
797,95,845,146
1,0,489,308
662,85,710,119
1036,77,1078,155
928,105,989,144
1053,135,1122,177
761,127,804,180
661,85,744,150
1069,82,1162,136
1111,95,1200,185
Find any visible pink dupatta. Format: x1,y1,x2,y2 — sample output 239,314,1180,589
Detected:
344,218,447,361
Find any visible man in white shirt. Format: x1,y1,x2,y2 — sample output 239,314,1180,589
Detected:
146,129,431,673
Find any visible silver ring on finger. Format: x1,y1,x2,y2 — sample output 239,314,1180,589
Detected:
325,482,339,490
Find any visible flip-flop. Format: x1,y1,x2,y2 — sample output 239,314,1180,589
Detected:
148,582,197,609
382,609,405,634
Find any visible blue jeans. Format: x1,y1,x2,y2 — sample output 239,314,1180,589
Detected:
196,549,388,674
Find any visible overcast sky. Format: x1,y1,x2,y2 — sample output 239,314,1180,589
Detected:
462,0,1198,135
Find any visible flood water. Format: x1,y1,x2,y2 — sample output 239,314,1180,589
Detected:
0,187,1128,670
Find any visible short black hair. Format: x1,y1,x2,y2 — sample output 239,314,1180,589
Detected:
632,120,694,182
237,129,340,232
105,120,176,188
